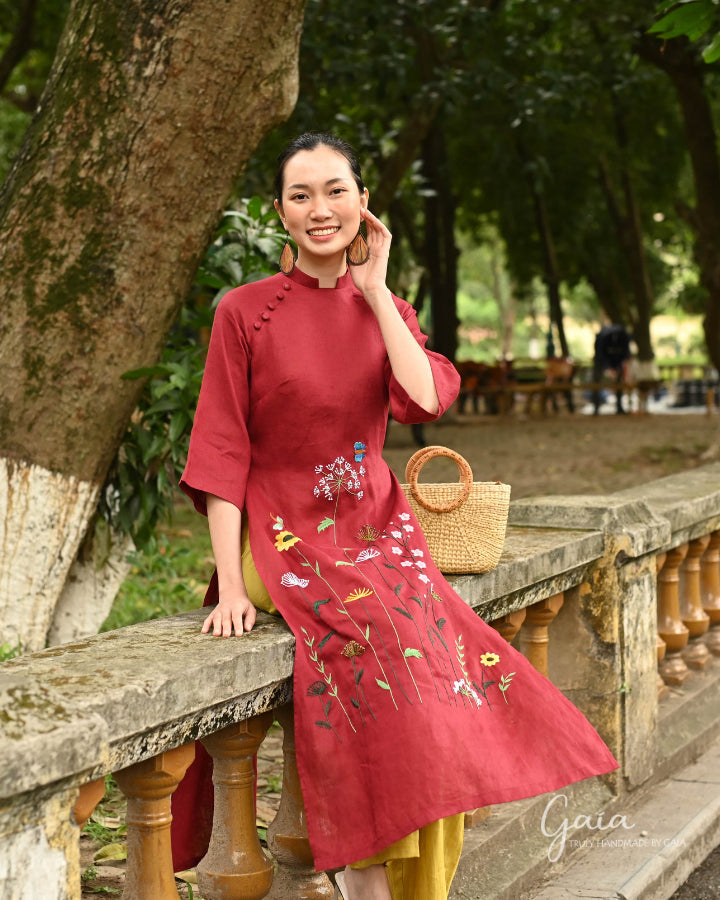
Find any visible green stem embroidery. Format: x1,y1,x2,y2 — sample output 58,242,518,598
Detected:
302,627,356,733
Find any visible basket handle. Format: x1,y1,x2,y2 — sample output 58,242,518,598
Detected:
404,445,473,513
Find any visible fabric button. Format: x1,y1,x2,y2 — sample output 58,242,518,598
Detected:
267,302,277,310
282,282,291,291
276,292,285,301
253,321,262,331
261,312,270,321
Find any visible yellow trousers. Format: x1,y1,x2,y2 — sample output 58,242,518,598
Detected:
242,521,465,899
350,814,465,900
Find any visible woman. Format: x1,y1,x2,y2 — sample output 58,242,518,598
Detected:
175,133,617,900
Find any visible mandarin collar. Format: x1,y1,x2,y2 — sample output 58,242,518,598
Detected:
287,266,355,290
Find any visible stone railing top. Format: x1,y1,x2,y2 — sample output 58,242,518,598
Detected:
611,462,720,546
0,610,293,801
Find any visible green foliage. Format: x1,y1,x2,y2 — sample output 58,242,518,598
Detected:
650,0,720,62
98,199,284,550
0,639,22,661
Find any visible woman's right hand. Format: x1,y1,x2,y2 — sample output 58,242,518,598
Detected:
202,594,257,636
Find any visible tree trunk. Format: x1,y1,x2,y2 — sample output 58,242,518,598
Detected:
422,122,459,362
636,35,720,372
0,0,307,651
530,184,570,358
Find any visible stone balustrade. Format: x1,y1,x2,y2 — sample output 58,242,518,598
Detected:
2,462,720,900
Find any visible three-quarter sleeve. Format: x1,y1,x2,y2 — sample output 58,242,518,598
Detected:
386,301,460,424
179,298,252,516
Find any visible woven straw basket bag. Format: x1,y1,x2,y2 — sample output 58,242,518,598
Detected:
401,445,511,574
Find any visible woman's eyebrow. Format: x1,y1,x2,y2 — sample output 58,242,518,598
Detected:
286,177,350,190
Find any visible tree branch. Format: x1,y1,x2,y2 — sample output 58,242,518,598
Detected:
0,0,39,94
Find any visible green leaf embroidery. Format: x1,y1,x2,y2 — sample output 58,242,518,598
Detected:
307,681,327,696
355,667,364,684
410,595,423,607
393,606,413,620
312,598,330,615
317,517,334,533
314,561,321,575
315,720,332,729
437,618,446,630
336,560,353,566
317,630,337,651
394,584,402,596
351,697,360,708
404,648,423,659
376,679,391,691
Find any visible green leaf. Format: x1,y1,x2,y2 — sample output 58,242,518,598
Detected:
394,584,402,596
317,630,337,651
404,648,423,658
312,598,330,615
355,667,364,684
393,606,413,619
94,842,127,862
364,624,370,640
703,30,720,60
351,697,360,708
247,196,263,219
437,618,446,630
315,720,332,729
336,560,353,566
318,517,334,533
376,679,391,691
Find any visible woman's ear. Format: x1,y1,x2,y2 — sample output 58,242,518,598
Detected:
360,189,369,210
274,198,286,228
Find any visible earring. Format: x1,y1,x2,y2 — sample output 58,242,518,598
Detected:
347,230,370,266
279,235,295,274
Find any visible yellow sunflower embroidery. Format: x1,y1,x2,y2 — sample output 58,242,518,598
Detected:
480,652,500,667
345,587,374,603
274,530,300,551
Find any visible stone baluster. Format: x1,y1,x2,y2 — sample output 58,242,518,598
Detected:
114,742,195,900
680,536,711,670
265,703,334,899
197,712,275,900
655,553,670,700
657,544,690,686
519,594,564,678
701,530,720,655
491,608,527,645
73,776,106,828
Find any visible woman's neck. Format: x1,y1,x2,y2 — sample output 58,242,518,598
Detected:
296,252,347,288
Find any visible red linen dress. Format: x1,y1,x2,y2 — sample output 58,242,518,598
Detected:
176,267,618,872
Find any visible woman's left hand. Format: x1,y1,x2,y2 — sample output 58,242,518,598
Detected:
348,208,392,304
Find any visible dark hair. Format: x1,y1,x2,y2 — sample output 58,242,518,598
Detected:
274,132,365,205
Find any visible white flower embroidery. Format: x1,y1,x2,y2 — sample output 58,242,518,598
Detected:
403,524,414,532
412,549,424,557
391,530,402,539
399,512,411,521
391,546,403,555
355,548,381,563
418,574,430,584
281,572,309,588
314,456,363,501
401,561,413,567
416,561,427,569
453,678,482,707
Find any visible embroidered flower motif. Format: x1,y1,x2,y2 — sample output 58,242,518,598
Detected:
418,574,430,584
390,530,402,539
401,561,413,567
357,524,380,543
403,524,414,533
480,652,500,667
354,441,367,463
391,546,403,555
314,456,363,501
346,587,374,603
416,561,427,569
281,572,309,588
355,548,381,563
341,640,366,658
453,678,482,707
275,530,300,551
412,549,424,557
271,514,284,531
399,512,411,521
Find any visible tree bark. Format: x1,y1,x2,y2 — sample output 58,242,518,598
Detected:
636,35,720,372
422,121,459,362
530,183,570,358
0,0,307,650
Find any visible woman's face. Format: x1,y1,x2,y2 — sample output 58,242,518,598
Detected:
275,145,368,270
